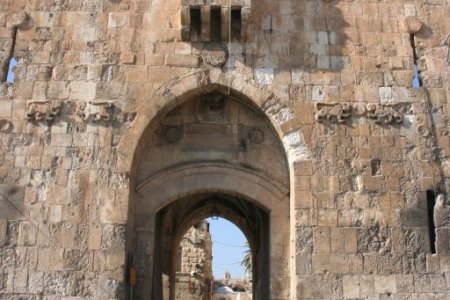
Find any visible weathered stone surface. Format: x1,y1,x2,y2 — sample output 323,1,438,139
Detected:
0,0,449,299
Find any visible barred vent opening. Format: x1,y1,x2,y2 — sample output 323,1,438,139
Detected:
230,8,242,42
210,7,222,41
190,7,201,41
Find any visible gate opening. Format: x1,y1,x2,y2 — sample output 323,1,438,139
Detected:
154,194,268,300
130,91,290,299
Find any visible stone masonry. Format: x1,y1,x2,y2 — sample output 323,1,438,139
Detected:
175,221,212,300
0,0,450,299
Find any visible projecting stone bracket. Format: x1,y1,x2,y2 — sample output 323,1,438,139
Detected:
24,100,136,126
25,100,61,124
315,102,410,125
76,101,113,123
315,102,352,123
75,101,136,124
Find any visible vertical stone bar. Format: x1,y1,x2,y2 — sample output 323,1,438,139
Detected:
221,7,230,42
201,6,211,42
180,6,190,41
241,6,251,42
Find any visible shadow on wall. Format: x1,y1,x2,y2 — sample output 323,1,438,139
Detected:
249,0,349,71
183,0,349,74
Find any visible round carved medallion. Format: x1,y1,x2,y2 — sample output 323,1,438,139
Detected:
248,128,264,144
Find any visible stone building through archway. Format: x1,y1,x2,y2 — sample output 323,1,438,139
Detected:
127,91,291,299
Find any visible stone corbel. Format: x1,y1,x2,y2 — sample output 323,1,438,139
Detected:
315,102,352,123
25,100,61,123
366,103,405,125
76,101,113,123
315,102,409,125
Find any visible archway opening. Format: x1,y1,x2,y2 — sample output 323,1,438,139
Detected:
173,217,254,300
154,193,268,300
208,218,252,296
129,90,291,299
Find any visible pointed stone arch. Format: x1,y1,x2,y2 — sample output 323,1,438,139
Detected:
116,68,299,175
117,68,301,299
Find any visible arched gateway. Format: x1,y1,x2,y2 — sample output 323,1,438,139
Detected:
123,75,292,299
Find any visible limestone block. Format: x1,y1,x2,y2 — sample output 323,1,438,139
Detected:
313,227,331,253
108,13,128,28
361,176,385,192
165,54,200,67
436,228,450,253
120,52,135,64
426,254,440,273
344,228,358,253
343,275,360,298
0,28,13,39
374,275,397,294
31,51,50,64
439,254,450,271
99,201,128,225
49,205,63,222
0,100,13,118
295,191,312,209
12,269,28,293
296,252,312,275
88,225,102,250
308,85,325,101
101,225,126,251
69,81,97,100
28,270,43,294
414,274,447,293
38,248,64,271
396,274,414,293
18,221,37,246
359,275,375,298
283,130,310,160
145,54,165,66
47,81,70,99
294,102,314,124
49,134,72,147
317,209,337,227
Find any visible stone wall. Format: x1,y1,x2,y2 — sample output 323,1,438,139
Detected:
175,221,212,300
0,0,449,299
